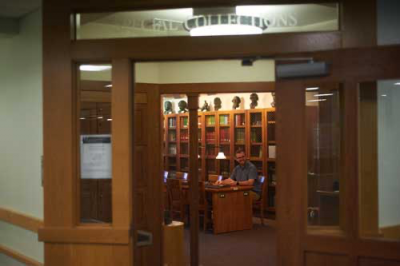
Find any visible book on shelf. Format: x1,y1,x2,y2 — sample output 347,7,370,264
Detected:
168,118,176,127
235,129,245,143
220,128,230,142
180,130,188,141
182,117,188,127
206,116,215,126
220,115,229,125
235,114,245,126
206,131,215,142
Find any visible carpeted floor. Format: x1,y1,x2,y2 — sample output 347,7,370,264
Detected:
183,219,277,266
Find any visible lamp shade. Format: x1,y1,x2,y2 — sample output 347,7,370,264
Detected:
216,151,226,159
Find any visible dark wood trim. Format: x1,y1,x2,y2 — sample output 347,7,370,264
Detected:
38,227,130,244
276,80,305,266
0,207,43,233
43,0,75,227
188,94,200,266
0,244,43,266
341,0,377,47
112,59,133,227
71,32,341,61
70,0,339,12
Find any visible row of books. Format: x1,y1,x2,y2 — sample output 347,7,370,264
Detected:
235,130,245,143
219,115,229,125
168,144,177,155
250,131,262,142
219,128,230,142
206,116,215,126
168,131,176,141
168,118,176,127
181,117,188,127
206,131,216,142
180,131,189,141
235,115,245,126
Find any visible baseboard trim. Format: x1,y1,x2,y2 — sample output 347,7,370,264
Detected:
0,207,43,233
0,244,43,266
380,224,400,239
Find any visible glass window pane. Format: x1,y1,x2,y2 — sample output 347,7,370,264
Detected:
378,0,400,46
76,4,339,40
78,64,112,223
359,79,400,240
306,84,342,227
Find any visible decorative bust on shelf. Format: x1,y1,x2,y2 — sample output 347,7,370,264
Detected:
164,101,173,114
271,92,276,107
178,100,188,113
232,96,241,109
200,100,210,112
214,97,222,111
250,93,259,109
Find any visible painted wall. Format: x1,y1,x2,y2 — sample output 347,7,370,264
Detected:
135,60,275,83
0,9,44,264
378,0,400,46
378,80,400,228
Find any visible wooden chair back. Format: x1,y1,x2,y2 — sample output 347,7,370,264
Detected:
166,178,186,222
253,176,268,225
208,174,220,183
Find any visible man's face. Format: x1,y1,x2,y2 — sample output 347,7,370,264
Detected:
235,152,246,166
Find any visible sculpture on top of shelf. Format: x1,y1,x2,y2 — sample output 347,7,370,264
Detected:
214,97,222,111
200,100,210,112
232,96,241,109
250,93,259,109
164,101,173,114
178,100,188,113
271,92,276,107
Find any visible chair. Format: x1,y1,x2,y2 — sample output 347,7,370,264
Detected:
253,176,268,225
208,174,219,183
166,179,187,223
198,181,210,231
175,171,184,179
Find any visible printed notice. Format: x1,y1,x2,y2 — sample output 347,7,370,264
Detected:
80,135,112,179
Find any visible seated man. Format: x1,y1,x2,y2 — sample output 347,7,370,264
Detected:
216,148,261,201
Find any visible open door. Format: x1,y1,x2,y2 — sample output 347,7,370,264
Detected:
276,47,400,266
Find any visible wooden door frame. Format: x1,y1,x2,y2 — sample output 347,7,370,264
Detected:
41,0,391,265
275,48,400,266
158,79,276,265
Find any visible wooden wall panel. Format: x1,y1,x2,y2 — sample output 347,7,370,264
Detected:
276,81,305,266
43,0,75,227
45,244,131,266
132,83,162,266
358,82,379,237
72,32,341,61
341,0,377,47
305,252,349,266
359,257,400,266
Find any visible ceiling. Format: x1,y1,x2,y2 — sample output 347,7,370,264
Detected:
0,0,41,18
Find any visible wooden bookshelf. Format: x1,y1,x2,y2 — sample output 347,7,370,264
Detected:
163,108,277,217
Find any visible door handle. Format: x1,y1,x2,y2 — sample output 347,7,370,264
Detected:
136,230,153,247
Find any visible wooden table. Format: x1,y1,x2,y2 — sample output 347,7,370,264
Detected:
206,185,253,234
171,180,254,234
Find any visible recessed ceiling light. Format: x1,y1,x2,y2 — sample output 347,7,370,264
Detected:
105,84,112,88
80,65,111,71
306,87,319,91
307,99,327,102
97,116,103,119
395,82,400,86
107,118,112,121
80,117,86,120
314,93,334,97
381,94,387,97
